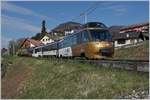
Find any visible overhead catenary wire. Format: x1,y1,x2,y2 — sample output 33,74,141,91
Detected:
71,2,100,23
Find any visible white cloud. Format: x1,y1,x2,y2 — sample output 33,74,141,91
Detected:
2,2,34,15
114,8,127,14
1,15,53,48
2,15,41,33
105,4,127,15
1,1,57,22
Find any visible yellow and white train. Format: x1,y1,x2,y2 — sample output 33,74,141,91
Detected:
32,22,114,59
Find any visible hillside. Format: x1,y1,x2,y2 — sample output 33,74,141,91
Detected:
114,41,149,60
50,21,82,35
2,56,148,99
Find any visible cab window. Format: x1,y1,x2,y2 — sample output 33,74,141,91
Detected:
81,31,89,43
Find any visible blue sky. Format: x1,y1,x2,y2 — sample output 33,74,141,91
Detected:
1,1,149,48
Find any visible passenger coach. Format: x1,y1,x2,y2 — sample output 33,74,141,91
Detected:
57,22,114,59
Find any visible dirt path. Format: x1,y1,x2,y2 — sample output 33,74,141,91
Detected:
1,67,32,99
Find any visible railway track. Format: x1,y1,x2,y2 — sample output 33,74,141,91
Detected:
26,56,149,73
75,59,149,73
50,57,149,72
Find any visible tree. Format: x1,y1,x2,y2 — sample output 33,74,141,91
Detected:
8,40,18,55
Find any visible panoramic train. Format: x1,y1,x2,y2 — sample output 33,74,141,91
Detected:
32,22,114,59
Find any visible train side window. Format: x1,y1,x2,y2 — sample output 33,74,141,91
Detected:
46,46,50,51
35,48,39,53
82,31,89,43
51,44,55,50
53,43,57,50
63,39,68,48
59,42,63,49
62,40,65,48
72,34,77,45
51,44,54,50
49,45,52,51
67,37,71,47
43,46,46,51
70,36,74,46
77,32,82,44
67,34,77,47
35,49,37,53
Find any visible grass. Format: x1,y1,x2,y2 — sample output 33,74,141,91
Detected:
2,56,149,99
114,40,149,60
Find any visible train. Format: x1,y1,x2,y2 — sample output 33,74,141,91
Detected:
31,22,114,59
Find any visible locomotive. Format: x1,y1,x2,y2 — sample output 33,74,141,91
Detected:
32,22,114,59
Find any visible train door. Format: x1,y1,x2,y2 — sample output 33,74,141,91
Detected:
72,30,90,57
72,32,82,57
80,30,90,57
32,48,39,57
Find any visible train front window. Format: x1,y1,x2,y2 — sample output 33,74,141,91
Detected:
90,30,112,41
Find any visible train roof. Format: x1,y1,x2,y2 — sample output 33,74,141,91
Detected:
62,27,109,40
83,22,107,29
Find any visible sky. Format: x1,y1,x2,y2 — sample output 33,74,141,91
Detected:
1,1,149,48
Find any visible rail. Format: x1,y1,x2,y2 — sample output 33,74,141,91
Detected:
34,57,149,73
76,59,149,72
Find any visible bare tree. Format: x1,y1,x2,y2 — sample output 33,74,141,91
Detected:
8,40,17,55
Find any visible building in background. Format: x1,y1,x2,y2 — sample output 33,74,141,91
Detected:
17,38,44,56
113,32,146,47
31,20,54,44
40,20,54,44
120,22,149,33
40,34,54,44
110,22,149,48
19,38,43,49
1,48,8,55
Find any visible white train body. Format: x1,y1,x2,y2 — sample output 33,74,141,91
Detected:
42,50,57,56
58,47,72,57
32,46,43,57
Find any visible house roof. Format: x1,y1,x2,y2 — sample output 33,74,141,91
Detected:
20,38,44,48
29,39,43,46
120,22,149,30
36,33,54,40
113,32,142,40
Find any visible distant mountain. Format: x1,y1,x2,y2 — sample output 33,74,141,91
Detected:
50,21,83,35
109,26,124,33
109,26,125,38
49,23,125,40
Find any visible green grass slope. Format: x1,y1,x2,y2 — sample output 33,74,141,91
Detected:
114,41,149,60
2,56,149,99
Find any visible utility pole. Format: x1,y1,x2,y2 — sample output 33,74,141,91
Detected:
84,13,87,24
12,40,16,55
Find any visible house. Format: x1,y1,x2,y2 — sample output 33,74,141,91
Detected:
120,22,149,33
113,32,146,47
19,38,43,49
109,22,149,48
64,30,74,35
31,20,54,44
39,34,54,44
17,38,43,56
1,48,8,55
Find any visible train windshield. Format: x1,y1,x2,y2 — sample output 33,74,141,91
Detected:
90,30,112,41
